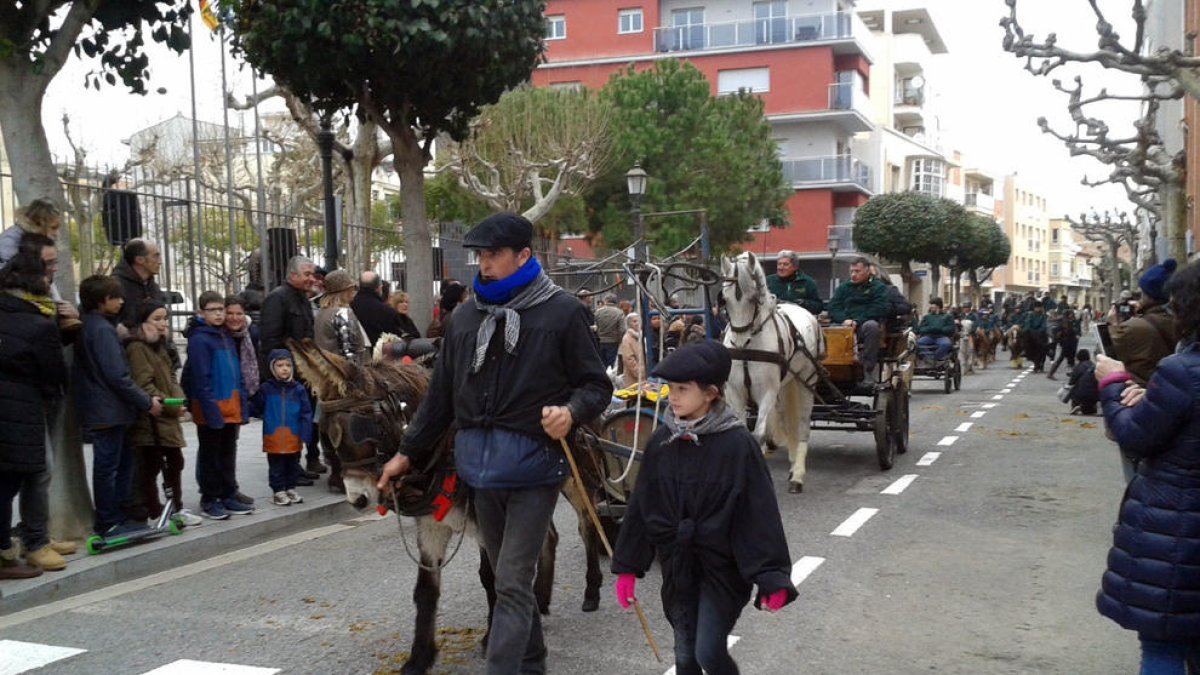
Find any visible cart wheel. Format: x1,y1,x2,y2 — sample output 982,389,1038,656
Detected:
873,392,896,471
953,361,962,391
86,535,105,555
943,367,953,394
891,382,910,455
597,407,660,505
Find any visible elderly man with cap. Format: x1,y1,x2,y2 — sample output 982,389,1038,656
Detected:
1111,258,1179,386
377,212,612,674
766,250,823,316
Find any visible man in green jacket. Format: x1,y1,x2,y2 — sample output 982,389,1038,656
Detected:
1022,301,1050,372
916,297,956,361
766,250,823,315
828,257,891,381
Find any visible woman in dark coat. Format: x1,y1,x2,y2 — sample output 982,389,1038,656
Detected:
1095,259,1200,673
0,234,67,578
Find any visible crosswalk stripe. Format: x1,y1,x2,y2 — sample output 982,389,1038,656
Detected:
139,660,280,675
0,639,86,675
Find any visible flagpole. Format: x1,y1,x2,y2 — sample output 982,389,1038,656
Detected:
219,22,238,292
187,9,208,293
251,70,270,289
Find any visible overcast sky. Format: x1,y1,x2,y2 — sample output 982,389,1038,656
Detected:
41,0,1148,218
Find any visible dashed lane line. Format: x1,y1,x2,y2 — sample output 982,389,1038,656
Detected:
955,422,973,432
992,394,1004,400
0,639,86,675
140,661,280,675
982,403,998,409
790,556,825,586
1000,388,1012,393
971,411,987,418
881,475,918,495
938,436,959,446
916,452,940,466
832,508,879,537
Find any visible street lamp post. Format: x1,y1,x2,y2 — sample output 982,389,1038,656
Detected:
318,116,338,271
626,165,648,262
827,229,840,296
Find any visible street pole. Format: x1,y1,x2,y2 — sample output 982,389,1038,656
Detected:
634,203,646,263
318,117,338,271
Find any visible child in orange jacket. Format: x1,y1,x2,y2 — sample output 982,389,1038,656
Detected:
251,349,312,506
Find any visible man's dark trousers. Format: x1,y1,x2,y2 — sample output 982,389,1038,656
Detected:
474,482,562,674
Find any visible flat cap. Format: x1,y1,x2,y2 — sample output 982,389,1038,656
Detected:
463,212,534,250
651,340,732,387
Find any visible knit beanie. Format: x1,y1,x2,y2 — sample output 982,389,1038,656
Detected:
137,300,167,325
1139,258,1178,303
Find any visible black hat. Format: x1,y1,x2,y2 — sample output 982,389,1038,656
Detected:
463,212,533,250
651,340,732,387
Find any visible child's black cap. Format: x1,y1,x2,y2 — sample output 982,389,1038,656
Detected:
651,340,732,387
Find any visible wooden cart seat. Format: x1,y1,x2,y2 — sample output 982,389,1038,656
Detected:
821,325,861,383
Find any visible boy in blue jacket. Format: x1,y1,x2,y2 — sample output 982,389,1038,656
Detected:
251,350,312,506
76,275,163,536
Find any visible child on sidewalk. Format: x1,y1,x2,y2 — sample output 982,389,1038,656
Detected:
124,302,202,527
77,275,163,538
612,340,797,675
184,291,251,520
252,349,312,506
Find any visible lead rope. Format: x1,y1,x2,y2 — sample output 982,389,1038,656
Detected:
390,486,468,573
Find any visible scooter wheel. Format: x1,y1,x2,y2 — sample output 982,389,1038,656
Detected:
86,535,105,555
168,519,183,535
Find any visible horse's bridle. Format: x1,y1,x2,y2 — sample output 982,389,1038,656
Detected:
320,390,411,471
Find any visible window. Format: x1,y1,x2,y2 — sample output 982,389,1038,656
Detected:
1052,228,1059,243
910,158,945,197
670,8,705,50
717,67,770,95
546,15,566,40
619,8,643,34
1052,263,1059,277
549,81,583,91
754,0,787,44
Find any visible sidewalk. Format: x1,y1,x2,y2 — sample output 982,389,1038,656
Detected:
1,420,358,615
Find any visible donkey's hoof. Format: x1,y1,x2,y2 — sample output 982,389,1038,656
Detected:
581,596,600,613
788,481,803,494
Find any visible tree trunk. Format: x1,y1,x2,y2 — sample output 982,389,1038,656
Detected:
929,264,941,304
967,269,981,306
391,129,434,331
0,61,95,541
349,120,378,271
1164,177,1188,263
899,260,918,301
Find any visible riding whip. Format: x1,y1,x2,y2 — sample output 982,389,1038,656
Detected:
558,437,663,662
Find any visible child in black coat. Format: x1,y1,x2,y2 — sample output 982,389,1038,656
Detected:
1068,348,1099,415
612,340,796,675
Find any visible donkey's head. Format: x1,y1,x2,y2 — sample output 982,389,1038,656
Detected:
289,338,430,509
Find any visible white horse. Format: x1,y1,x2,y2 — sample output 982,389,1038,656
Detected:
958,318,975,374
721,252,825,493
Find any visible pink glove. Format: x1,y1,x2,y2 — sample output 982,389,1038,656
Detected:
615,574,637,609
763,589,788,612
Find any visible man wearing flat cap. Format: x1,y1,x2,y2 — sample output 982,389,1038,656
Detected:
378,212,612,673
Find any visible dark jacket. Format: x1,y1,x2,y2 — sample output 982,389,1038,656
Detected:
1112,301,1177,386
1097,345,1200,640
351,288,417,345
113,261,165,329
612,423,798,614
251,349,312,454
916,312,956,338
258,283,314,372
766,272,823,315
125,328,186,448
827,278,890,324
401,289,612,487
1067,360,1098,407
184,317,248,429
0,293,67,472
76,311,153,428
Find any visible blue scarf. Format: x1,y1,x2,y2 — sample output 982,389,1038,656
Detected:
474,256,542,305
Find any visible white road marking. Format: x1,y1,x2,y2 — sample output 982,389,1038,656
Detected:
881,474,918,495
664,637,741,675
955,422,973,432
916,452,941,466
0,640,86,675
832,508,879,537
982,403,998,409
791,556,825,586
992,394,1004,400
1000,388,1012,393
971,411,987,418
938,436,958,446
140,661,280,675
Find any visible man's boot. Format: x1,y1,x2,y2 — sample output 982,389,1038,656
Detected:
0,545,42,579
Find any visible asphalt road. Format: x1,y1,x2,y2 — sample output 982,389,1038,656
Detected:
0,351,1139,674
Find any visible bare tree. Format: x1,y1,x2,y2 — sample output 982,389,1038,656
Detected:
1069,210,1140,303
1001,0,1191,261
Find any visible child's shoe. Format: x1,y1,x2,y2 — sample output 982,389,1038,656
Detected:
23,545,67,571
273,492,291,507
222,498,254,515
176,509,203,527
286,490,304,505
0,546,42,579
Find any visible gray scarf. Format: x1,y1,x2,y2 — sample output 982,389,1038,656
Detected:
471,271,562,373
661,400,744,445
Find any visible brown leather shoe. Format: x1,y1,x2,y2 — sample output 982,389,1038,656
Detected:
1,546,43,578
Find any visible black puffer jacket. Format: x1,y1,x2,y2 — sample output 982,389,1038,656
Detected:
402,290,612,463
1097,344,1200,640
0,293,67,472
113,260,165,329
258,283,314,371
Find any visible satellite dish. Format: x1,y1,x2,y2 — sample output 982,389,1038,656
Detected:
911,75,926,89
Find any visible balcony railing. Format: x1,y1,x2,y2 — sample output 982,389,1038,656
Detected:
828,224,856,254
653,11,867,54
894,86,925,107
965,192,994,212
829,81,870,117
782,155,873,192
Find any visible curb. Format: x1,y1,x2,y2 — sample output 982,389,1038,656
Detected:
0,498,357,616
